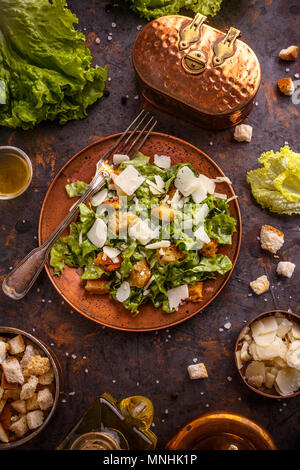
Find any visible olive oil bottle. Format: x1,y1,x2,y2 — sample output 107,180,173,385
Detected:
56,393,157,450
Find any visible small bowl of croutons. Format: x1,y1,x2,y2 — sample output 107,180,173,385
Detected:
235,310,300,399
0,327,63,448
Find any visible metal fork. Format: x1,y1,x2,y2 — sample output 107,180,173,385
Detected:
2,110,157,300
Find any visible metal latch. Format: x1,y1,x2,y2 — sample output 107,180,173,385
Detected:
212,26,241,66
181,50,207,75
179,14,207,51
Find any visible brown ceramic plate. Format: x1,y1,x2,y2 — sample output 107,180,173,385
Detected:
38,132,241,332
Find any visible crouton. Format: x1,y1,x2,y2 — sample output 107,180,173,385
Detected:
3,389,20,401
260,225,284,254
26,410,44,430
9,416,28,438
151,204,178,222
37,388,54,411
101,197,120,210
199,240,218,258
129,259,151,288
187,282,203,302
156,244,184,265
11,400,26,415
109,211,138,234
20,345,38,370
85,279,109,295
1,372,20,390
1,358,24,385
38,369,54,386
26,394,40,412
277,261,296,278
250,275,270,295
0,341,9,364
278,77,295,95
8,335,25,355
187,363,208,380
234,124,253,142
0,402,12,429
0,423,9,443
0,399,6,414
20,376,38,400
93,252,122,271
0,387,3,401
279,45,299,61
23,356,51,377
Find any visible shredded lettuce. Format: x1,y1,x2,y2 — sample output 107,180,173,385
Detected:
127,0,223,20
50,154,236,314
247,146,300,215
0,0,107,129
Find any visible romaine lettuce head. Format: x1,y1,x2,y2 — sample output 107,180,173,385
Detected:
127,0,223,20
247,146,300,215
0,0,107,129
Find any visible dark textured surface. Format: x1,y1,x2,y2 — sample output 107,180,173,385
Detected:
0,0,299,450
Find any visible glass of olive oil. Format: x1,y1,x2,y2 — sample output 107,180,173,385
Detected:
0,146,32,200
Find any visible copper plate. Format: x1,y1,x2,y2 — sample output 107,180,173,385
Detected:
235,310,300,399
39,132,241,332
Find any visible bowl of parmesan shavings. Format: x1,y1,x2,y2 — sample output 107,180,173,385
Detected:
235,310,300,398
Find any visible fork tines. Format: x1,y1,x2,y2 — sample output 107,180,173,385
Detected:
107,110,157,162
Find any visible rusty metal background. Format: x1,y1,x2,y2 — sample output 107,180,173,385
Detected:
0,0,299,450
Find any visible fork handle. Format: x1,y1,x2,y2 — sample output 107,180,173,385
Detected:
2,175,106,300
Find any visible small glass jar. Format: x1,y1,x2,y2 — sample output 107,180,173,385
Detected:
0,146,32,200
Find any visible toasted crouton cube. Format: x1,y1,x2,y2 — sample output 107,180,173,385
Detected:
20,376,38,400
93,252,122,271
151,204,178,222
26,393,39,411
129,259,151,288
0,423,9,443
260,225,284,254
199,240,218,258
9,415,28,438
278,77,295,96
8,335,25,355
187,282,203,302
0,399,6,414
2,358,24,385
26,410,44,430
156,244,184,265
37,388,54,411
234,124,253,142
11,400,27,415
20,345,38,370
0,341,9,364
247,375,264,388
85,279,110,295
23,356,51,377
3,388,20,400
187,363,208,380
250,275,270,295
38,369,54,385
277,261,296,278
279,45,299,61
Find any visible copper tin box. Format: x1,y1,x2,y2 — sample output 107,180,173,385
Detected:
132,14,261,130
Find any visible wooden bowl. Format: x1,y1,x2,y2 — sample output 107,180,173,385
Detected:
234,310,300,399
0,327,63,449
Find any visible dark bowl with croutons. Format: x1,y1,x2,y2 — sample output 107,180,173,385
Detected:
0,326,63,449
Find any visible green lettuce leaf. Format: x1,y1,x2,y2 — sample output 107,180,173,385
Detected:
247,146,300,215
0,0,107,129
65,181,88,198
127,0,223,20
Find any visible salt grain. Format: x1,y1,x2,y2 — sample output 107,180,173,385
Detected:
224,322,231,329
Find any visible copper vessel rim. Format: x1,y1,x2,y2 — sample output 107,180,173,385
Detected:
38,131,242,332
165,410,277,450
234,309,300,399
132,15,262,116
0,326,62,449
